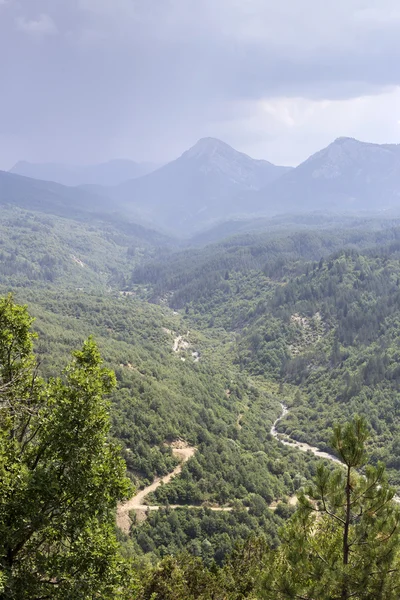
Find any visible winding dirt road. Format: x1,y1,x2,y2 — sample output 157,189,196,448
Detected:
118,403,400,536
117,445,196,534
271,403,342,464
116,405,305,534
117,402,348,535
271,403,400,504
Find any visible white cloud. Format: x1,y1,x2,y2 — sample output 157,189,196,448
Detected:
215,87,400,166
16,13,58,36
2,0,400,166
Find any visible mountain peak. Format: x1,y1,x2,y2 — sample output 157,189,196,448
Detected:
333,136,358,145
182,137,234,160
195,136,227,147
115,137,291,233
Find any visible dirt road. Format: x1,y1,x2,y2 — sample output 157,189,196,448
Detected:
271,403,342,464
117,445,196,534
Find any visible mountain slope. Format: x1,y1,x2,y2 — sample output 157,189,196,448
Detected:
0,169,113,218
0,170,173,288
251,137,400,214
110,137,292,234
10,159,157,186
0,204,172,290
0,170,175,246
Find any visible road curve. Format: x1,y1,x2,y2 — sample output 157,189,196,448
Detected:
271,403,342,464
118,402,354,535
271,403,400,503
117,445,196,534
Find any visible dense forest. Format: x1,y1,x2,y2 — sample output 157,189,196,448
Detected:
3,210,400,597
134,227,400,483
2,295,400,598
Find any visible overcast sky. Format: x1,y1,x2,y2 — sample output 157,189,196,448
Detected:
2,0,400,169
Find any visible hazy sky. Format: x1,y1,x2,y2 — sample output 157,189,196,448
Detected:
2,0,400,169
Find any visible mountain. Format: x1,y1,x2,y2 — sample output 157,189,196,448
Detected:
0,171,170,244
10,159,157,187
0,169,112,218
109,137,292,234
0,169,172,243
251,137,400,214
179,137,290,189
0,170,173,290
11,136,400,242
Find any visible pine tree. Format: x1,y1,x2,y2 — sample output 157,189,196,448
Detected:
262,417,400,600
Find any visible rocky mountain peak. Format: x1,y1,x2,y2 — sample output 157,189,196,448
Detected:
182,137,238,162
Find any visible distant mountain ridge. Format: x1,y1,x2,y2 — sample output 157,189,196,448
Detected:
108,137,292,234
248,137,400,214
0,169,171,242
7,136,400,239
0,170,108,217
0,169,172,254
180,137,290,188
10,159,157,187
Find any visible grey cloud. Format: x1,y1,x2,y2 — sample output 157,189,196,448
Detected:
1,0,400,169
16,13,58,35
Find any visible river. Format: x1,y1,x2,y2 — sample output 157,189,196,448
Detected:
271,403,342,465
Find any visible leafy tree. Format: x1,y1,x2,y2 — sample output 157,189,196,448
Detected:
0,295,133,599
262,417,400,600
137,536,266,600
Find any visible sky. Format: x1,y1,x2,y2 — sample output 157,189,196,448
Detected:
2,0,400,169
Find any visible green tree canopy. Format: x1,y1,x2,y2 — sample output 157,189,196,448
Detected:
0,295,133,599
262,417,400,600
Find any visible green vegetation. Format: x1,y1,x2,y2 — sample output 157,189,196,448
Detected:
132,227,400,321
135,536,266,600
135,228,400,485
0,296,133,599
4,198,400,597
0,205,169,289
5,287,315,557
2,303,398,600
240,245,400,485
262,417,400,600
131,504,289,566
135,417,400,600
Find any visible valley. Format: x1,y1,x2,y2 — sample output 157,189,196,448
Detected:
4,2,400,596
117,443,197,532
3,136,400,597
118,399,335,536
271,404,343,464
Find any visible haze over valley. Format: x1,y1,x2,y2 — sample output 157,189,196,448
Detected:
5,135,400,237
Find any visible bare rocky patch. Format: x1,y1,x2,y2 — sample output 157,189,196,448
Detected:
289,312,325,355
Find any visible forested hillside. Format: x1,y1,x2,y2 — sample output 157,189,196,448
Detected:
0,206,170,289
243,244,400,482
3,209,400,597
5,286,316,565
135,227,400,488
2,294,400,599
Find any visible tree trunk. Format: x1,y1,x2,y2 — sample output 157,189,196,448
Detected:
341,465,351,600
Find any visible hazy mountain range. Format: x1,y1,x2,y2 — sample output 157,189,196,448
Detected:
247,137,400,215
105,137,292,233
0,170,109,218
4,136,400,238
10,159,157,187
